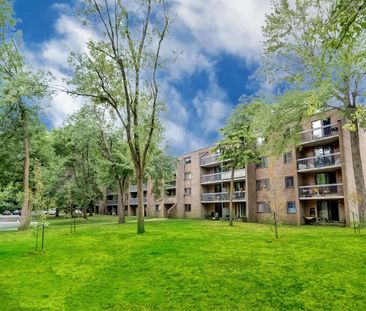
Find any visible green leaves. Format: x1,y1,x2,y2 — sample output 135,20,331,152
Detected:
214,101,262,169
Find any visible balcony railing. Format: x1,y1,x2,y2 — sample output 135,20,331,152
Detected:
200,153,221,166
297,153,341,171
300,123,339,144
165,181,176,189
201,169,246,184
129,197,148,205
106,199,118,205
129,184,147,192
201,191,246,202
299,183,343,198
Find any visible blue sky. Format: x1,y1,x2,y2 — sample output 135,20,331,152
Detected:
13,0,271,155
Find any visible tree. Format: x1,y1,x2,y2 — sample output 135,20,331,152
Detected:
90,104,133,224
69,0,170,234
262,0,366,223
1,0,50,230
54,112,101,220
213,102,261,226
328,0,366,50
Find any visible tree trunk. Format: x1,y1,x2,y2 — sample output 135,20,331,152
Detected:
349,127,366,223
229,166,235,226
19,108,31,231
83,198,88,220
273,211,279,239
117,179,126,224
137,169,145,234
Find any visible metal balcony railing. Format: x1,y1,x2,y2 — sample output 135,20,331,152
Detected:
106,199,118,205
297,153,341,171
129,197,148,205
201,169,246,184
200,153,221,166
299,183,343,198
201,191,246,202
165,181,176,189
300,123,339,143
129,184,147,192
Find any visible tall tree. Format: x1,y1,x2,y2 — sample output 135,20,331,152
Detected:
0,0,48,230
69,0,170,233
90,104,133,224
213,102,261,226
262,0,366,222
54,112,101,220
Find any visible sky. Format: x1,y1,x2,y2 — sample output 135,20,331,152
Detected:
13,0,272,156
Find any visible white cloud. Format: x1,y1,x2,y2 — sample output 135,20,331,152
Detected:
192,73,231,134
172,0,271,61
163,120,206,154
23,1,272,155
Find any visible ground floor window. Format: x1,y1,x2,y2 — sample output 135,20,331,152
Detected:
257,202,271,213
155,204,160,212
287,201,296,214
184,204,191,212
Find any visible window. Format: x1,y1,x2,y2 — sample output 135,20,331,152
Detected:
287,202,296,214
256,179,270,191
257,202,271,213
285,176,294,188
256,157,268,168
283,151,292,164
184,172,192,180
184,157,191,165
234,181,245,192
155,204,161,212
184,188,191,196
184,204,191,212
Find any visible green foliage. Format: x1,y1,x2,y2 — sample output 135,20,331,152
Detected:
53,111,102,212
145,147,176,200
262,0,366,128
1,219,366,310
213,101,262,168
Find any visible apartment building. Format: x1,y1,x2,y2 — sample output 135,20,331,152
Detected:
97,109,366,226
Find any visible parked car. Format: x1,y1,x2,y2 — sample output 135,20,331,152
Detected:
2,210,11,215
12,209,21,215
48,208,57,216
72,209,83,217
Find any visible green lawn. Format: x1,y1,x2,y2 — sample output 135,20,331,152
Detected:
0,217,365,311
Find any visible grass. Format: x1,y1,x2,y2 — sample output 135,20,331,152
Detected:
0,216,365,311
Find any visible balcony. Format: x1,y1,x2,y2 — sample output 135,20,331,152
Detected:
300,123,339,147
129,184,147,192
129,197,148,205
201,169,246,184
165,181,176,189
201,191,246,203
106,199,118,205
299,184,343,200
200,153,221,166
164,196,176,204
297,153,341,172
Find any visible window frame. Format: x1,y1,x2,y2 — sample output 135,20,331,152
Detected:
285,176,294,189
184,157,191,165
257,202,271,213
256,178,270,191
184,188,191,196
256,157,268,168
283,151,293,164
184,172,192,180
287,201,296,214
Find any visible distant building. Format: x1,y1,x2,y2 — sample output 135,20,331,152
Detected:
96,110,366,226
